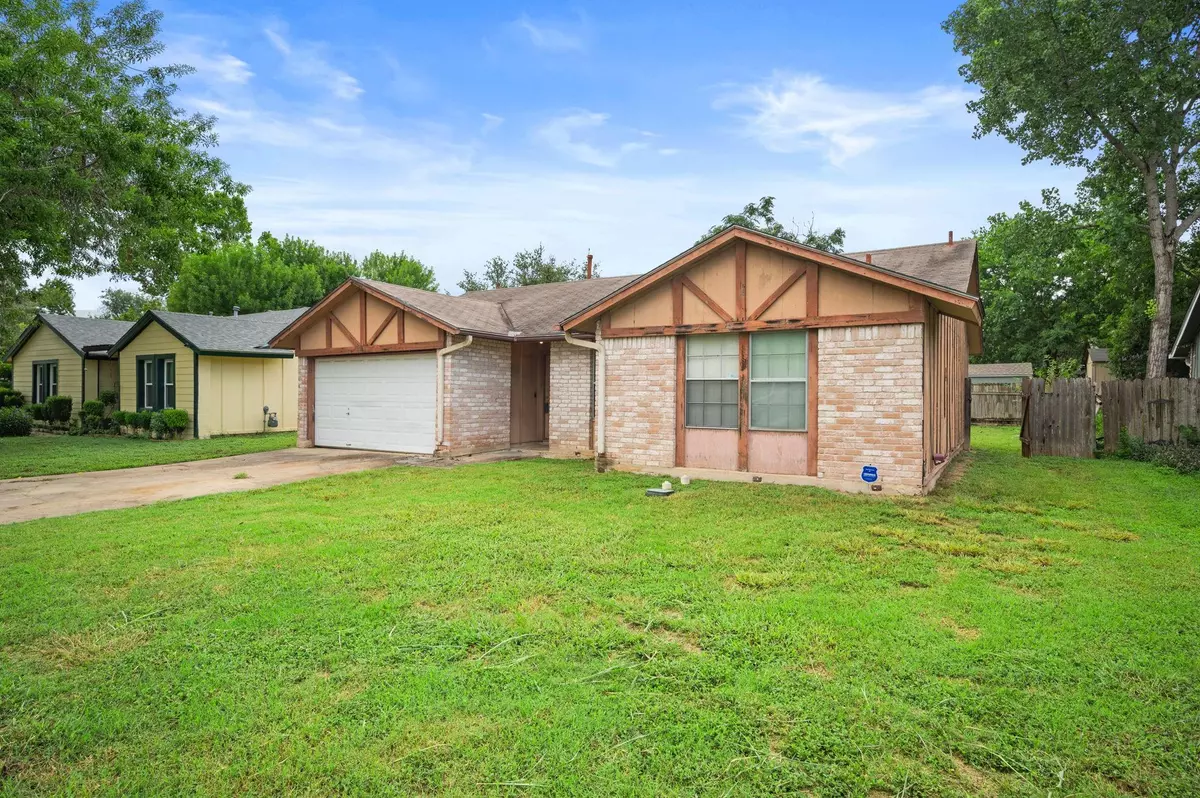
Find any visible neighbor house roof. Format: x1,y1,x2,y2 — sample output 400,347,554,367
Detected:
110,308,309,357
5,313,134,361
1170,282,1200,360
1088,347,1109,364
968,362,1033,379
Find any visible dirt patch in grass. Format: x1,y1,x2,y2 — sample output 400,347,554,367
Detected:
937,617,981,641
24,628,148,670
622,617,702,653
952,754,998,796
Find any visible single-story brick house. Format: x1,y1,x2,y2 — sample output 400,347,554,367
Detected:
272,226,983,494
108,308,307,438
6,314,132,407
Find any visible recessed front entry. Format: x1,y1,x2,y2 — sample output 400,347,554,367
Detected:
510,342,549,445
314,353,436,453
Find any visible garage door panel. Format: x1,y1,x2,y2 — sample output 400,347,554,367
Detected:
314,354,436,453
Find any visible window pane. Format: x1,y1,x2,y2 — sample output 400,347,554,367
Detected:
751,379,807,430
685,378,738,429
750,332,807,381
165,360,174,384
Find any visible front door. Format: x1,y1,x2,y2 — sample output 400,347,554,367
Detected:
510,342,549,445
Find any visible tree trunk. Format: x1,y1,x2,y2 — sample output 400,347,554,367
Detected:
1142,170,1175,379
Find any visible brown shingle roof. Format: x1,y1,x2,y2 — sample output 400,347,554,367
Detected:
969,362,1033,378
357,275,639,339
844,239,977,295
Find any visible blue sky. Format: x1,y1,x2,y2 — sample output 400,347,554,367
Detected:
73,0,1081,310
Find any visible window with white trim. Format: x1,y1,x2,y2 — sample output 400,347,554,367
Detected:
33,361,58,403
685,334,739,429
138,355,176,411
749,331,807,431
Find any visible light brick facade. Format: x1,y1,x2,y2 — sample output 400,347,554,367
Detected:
296,356,313,448
441,336,511,455
548,341,593,456
817,323,924,492
603,335,676,469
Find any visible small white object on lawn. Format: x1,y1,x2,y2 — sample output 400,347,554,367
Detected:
681,475,691,485
662,480,672,491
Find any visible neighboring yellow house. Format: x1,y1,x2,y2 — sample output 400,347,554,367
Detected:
108,308,306,439
1086,347,1112,383
6,314,131,409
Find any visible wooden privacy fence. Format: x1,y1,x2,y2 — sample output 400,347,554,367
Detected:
971,383,1023,424
1020,378,1096,458
1100,378,1200,453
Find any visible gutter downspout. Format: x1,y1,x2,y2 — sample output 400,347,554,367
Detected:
436,335,473,448
562,327,605,467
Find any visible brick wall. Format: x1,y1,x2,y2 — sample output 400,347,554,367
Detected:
441,336,511,454
817,323,924,492
603,335,675,469
549,341,593,456
296,356,313,448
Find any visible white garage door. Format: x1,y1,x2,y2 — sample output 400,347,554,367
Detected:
314,353,436,453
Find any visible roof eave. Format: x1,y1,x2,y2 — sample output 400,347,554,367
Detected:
558,225,982,332
1169,283,1200,359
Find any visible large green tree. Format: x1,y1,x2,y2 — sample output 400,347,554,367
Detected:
167,234,355,315
360,250,438,292
0,277,75,357
698,196,847,253
945,0,1200,377
0,0,250,299
96,287,163,321
975,182,1199,377
458,245,592,292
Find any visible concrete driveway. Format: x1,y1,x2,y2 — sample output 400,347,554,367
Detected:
0,447,407,524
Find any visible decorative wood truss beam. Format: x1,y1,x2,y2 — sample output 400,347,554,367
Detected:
602,307,924,339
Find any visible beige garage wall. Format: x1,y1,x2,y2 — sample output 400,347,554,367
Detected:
197,355,298,437
119,321,194,436
12,325,83,406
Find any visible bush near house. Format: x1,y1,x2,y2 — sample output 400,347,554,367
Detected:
81,400,105,418
27,403,44,421
0,386,25,407
0,406,32,437
43,395,72,424
162,409,189,437
98,389,119,407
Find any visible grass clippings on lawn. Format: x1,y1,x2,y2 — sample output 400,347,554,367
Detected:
0,427,1196,796
0,432,297,480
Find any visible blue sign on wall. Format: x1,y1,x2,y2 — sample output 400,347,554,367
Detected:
861,465,879,484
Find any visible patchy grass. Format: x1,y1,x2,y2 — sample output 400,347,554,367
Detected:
0,426,1196,796
0,433,297,479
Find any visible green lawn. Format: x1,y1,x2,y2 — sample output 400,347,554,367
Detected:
0,428,1196,797
0,432,298,479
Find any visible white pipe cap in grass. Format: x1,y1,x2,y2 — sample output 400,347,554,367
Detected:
662,480,672,492
681,475,691,485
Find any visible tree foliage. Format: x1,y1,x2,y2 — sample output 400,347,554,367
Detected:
166,234,440,314
360,250,438,292
975,182,1199,377
0,277,75,356
698,196,846,253
0,0,250,297
97,288,163,321
944,0,1200,376
458,245,592,292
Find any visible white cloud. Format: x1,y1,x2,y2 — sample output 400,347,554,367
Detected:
264,22,363,100
481,113,505,134
512,14,585,52
716,72,975,165
165,36,253,85
535,111,647,167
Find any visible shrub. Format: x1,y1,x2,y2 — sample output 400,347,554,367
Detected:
132,410,152,431
82,399,105,418
161,408,189,437
1116,426,1200,475
27,403,44,421
0,386,25,407
98,388,119,408
150,411,168,439
43,395,72,423
111,410,129,427
0,407,32,437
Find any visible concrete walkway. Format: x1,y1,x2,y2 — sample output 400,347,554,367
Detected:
0,447,407,524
